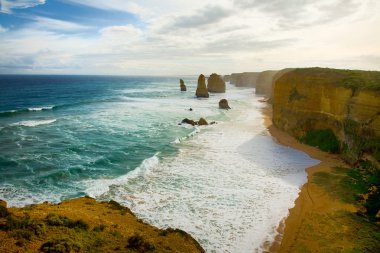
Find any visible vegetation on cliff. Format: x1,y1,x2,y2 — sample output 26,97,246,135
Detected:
272,67,380,252
273,67,380,165
291,67,380,90
0,197,205,253
300,129,340,153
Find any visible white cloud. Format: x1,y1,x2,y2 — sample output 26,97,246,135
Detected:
31,16,91,31
66,0,151,18
0,0,45,13
0,25,8,33
0,0,380,74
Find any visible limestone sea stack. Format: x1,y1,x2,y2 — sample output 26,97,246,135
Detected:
195,74,209,98
180,79,187,91
219,99,231,109
207,73,226,93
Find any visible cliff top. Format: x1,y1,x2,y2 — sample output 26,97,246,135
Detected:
290,67,380,90
0,197,205,253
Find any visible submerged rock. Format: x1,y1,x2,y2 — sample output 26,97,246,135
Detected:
180,79,187,91
219,99,231,109
181,118,208,126
207,73,226,93
195,74,209,98
182,118,197,126
198,118,208,126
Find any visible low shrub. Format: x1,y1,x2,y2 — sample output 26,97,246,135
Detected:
40,238,81,253
300,128,340,153
45,214,89,230
0,205,9,218
93,224,106,232
126,234,155,252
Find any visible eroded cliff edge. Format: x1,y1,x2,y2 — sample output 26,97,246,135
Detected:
0,197,205,253
272,67,380,164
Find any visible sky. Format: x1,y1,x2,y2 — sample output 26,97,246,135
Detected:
0,0,379,75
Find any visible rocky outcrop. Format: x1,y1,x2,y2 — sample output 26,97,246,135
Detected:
207,73,226,93
196,74,209,98
0,197,205,253
219,99,231,109
180,79,187,91
255,70,279,97
198,118,208,125
272,67,380,163
230,72,260,87
181,118,208,126
223,75,231,82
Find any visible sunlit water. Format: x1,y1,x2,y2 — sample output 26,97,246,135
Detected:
0,75,318,252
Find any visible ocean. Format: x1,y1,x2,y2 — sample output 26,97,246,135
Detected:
0,75,318,252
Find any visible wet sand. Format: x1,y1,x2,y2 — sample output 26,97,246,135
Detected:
261,105,356,253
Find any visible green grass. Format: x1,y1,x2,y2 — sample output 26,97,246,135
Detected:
293,67,380,90
45,213,89,230
313,162,380,220
300,129,340,153
292,211,380,253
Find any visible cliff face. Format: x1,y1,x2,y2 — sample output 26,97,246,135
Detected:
230,72,260,87
255,70,278,97
272,68,380,163
207,73,226,93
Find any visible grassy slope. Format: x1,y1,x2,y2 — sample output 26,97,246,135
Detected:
0,197,205,253
292,67,380,90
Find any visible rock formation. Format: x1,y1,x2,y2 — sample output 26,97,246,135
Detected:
0,197,205,253
229,72,260,87
198,118,208,125
272,67,380,164
195,74,209,98
207,73,226,93
182,118,197,126
219,99,231,109
223,75,231,82
181,118,208,126
255,70,279,97
180,79,187,91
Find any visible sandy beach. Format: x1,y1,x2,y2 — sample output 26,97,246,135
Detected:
261,105,358,253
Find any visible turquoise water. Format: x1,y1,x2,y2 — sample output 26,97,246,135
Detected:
0,75,319,252
0,75,218,205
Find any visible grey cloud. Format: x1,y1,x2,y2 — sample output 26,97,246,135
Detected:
234,0,362,29
164,5,230,30
0,0,46,13
203,36,295,53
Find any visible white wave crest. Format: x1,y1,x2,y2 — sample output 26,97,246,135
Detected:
11,119,57,127
28,106,54,111
84,153,160,198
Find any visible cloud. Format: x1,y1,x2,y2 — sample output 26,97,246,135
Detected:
168,6,230,29
233,0,361,29
0,25,8,33
0,0,379,75
31,16,91,31
0,0,45,13
66,0,150,17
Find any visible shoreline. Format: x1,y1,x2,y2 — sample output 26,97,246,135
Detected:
260,104,356,252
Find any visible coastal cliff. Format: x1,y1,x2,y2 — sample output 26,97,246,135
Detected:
229,72,260,87
0,197,205,253
255,70,278,97
272,68,380,163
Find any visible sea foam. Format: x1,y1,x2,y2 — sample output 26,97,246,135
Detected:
89,94,319,253
11,119,57,127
